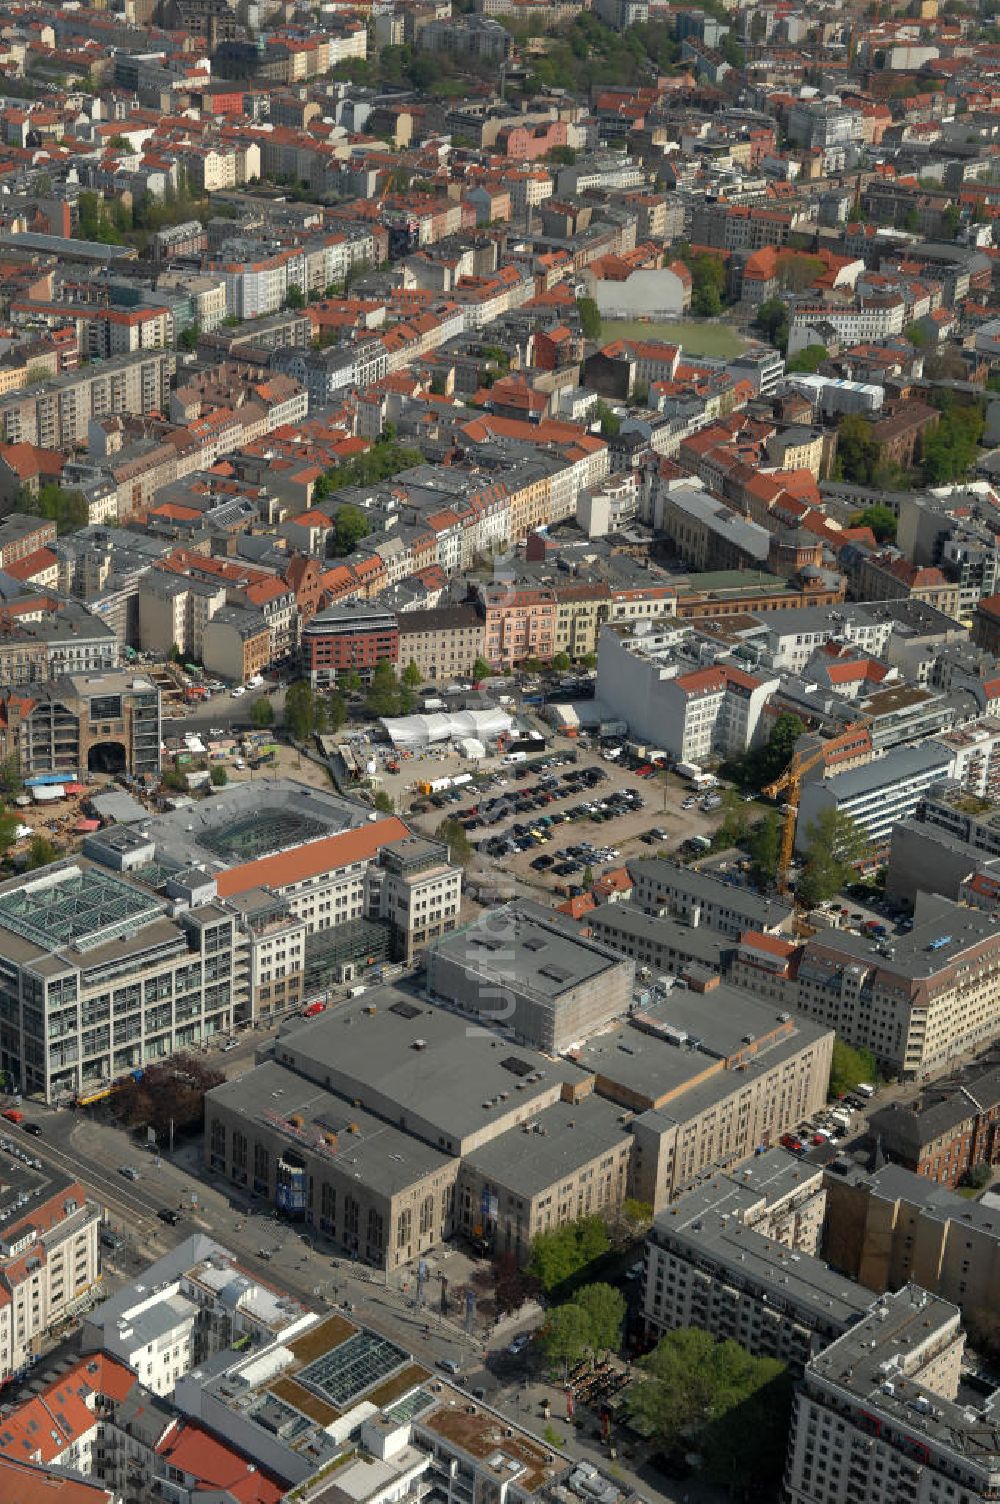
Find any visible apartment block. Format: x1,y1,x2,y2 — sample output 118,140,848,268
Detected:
644,1150,872,1371
0,600,118,687
373,836,462,962
0,1164,100,1383
595,621,778,763
397,603,485,683
0,350,174,447
866,1065,1000,1187
823,1161,1000,1316
0,513,56,570
783,1288,996,1504
785,893,1000,1077
587,903,732,977
794,740,956,855
301,600,399,689
82,1234,314,1397
138,569,226,661
626,857,794,939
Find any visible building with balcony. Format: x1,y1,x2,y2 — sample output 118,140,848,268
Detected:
782,1288,997,1504
0,1163,100,1384
643,1150,872,1372
82,1235,314,1397
0,860,246,1102
0,671,160,780
373,837,462,963
301,601,399,689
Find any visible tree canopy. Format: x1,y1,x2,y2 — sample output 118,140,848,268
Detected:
541,1303,593,1371
23,482,89,535
848,504,897,542
726,712,804,790
540,1282,626,1369
829,1036,877,1097
577,296,602,340
365,661,414,719
519,13,679,94
785,344,828,374
835,413,880,486
251,696,275,729
797,808,871,907
675,241,727,316
627,1328,793,1498
110,1053,224,1138
754,297,789,352
530,1213,610,1296
285,680,319,741
314,438,423,521
747,813,783,888
920,399,984,485
435,816,474,866
24,833,58,870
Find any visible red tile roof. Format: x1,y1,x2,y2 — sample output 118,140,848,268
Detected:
155,1420,284,1504
214,817,408,898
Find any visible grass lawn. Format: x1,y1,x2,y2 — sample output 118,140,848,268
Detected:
599,318,747,358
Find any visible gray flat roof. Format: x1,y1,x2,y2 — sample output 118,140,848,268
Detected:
820,739,954,798
613,1008,833,1133
462,1093,629,1198
626,859,793,929
85,1233,223,1337
210,1060,452,1196
810,1286,1000,1467
866,1162,1000,1237
276,987,589,1147
588,904,731,968
802,892,999,981
86,777,369,873
429,900,630,998
89,791,149,824
575,982,812,1099
654,1162,872,1328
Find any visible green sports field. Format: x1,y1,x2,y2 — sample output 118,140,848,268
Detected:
599,318,747,358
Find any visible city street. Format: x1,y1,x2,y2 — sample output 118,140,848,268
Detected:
13,1103,722,1503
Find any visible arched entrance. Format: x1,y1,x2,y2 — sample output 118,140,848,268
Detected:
88,741,127,774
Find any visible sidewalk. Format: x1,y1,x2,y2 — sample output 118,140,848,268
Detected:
491,1375,730,1504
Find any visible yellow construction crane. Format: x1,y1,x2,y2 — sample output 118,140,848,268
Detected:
762,743,834,896
763,721,872,895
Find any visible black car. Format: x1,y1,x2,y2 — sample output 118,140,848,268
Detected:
23,1123,41,1137
158,1208,181,1226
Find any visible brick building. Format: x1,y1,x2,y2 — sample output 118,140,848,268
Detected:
867,1065,1000,1187
301,600,399,688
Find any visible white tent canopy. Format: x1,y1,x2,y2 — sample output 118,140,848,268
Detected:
380,708,513,748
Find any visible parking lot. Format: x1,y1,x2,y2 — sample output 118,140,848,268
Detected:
405,744,726,895
778,1087,875,1159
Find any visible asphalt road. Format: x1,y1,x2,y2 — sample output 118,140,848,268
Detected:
11,1082,731,1501
162,683,288,736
